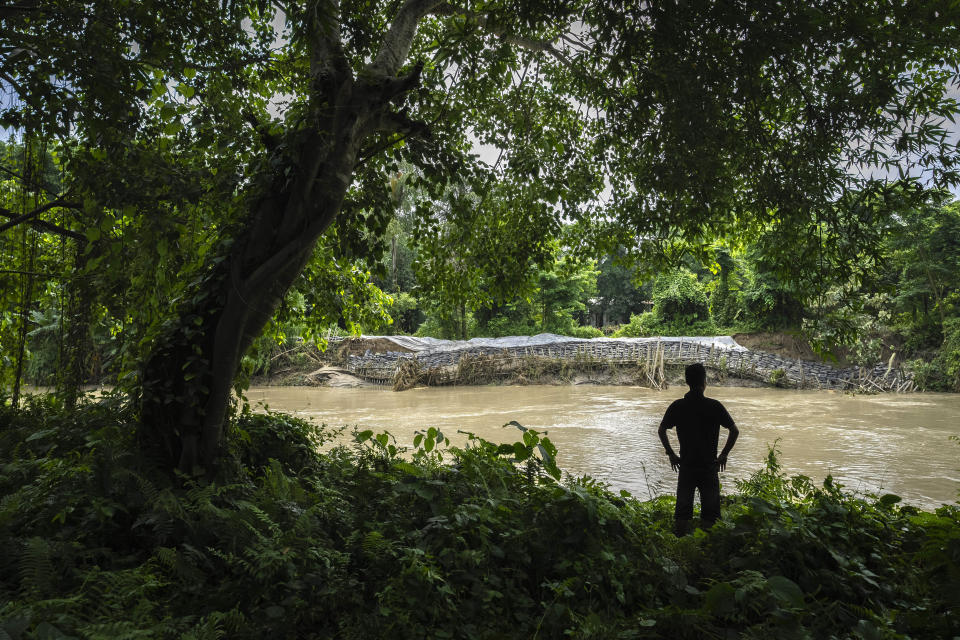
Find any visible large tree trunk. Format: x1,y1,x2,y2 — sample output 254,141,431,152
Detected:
137,0,438,474
139,140,364,471
139,117,365,474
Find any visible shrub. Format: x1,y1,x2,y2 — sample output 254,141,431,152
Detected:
1,398,958,639
614,311,717,338
566,325,604,339
474,315,539,338
912,316,960,391
652,269,711,324
384,291,423,335
613,311,657,337
768,367,786,387
614,271,717,336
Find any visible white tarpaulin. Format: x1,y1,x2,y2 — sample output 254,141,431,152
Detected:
366,333,747,354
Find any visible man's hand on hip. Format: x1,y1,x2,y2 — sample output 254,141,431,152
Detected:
717,453,728,471
668,452,681,472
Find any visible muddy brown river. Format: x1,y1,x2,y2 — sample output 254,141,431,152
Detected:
245,385,960,509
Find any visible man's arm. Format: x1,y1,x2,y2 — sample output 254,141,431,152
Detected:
717,423,739,471
658,420,681,472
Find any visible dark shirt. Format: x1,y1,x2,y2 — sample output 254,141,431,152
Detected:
660,390,736,469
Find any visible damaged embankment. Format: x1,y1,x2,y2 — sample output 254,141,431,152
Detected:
286,335,914,393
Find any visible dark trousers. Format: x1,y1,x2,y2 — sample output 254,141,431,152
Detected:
675,465,721,525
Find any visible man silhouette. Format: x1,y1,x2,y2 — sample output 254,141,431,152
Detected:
658,362,739,536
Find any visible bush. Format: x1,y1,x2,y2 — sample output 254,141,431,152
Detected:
709,282,740,328
472,315,539,338
614,311,717,338
652,269,711,324
912,316,960,391
1,398,958,639
768,367,786,387
614,271,717,337
740,271,803,331
566,325,603,339
384,291,423,335
613,311,657,337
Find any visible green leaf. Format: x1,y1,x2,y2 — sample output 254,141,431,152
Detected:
25,428,57,442
766,575,804,608
35,623,77,640
540,437,558,458
159,103,177,122
1,615,30,639
854,619,882,640
704,582,736,615
393,461,419,475
544,460,561,480
355,430,373,443
513,442,530,461
536,443,552,464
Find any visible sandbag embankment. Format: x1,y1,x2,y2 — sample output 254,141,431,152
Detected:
328,334,912,392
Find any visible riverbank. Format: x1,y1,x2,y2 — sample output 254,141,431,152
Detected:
2,399,957,639
244,384,960,508
254,333,913,393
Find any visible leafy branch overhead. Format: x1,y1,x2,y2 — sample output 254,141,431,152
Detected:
1,0,959,471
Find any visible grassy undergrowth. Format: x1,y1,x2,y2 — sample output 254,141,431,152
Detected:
1,395,958,639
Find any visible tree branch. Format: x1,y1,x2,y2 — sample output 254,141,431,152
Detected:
358,112,430,165
242,109,280,151
374,108,430,137
370,0,446,77
0,269,60,277
0,1,40,19
0,199,81,234
432,3,575,69
0,162,62,197
0,206,86,242
307,0,349,81
363,61,424,103
0,70,27,98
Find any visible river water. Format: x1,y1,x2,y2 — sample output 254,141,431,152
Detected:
245,385,960,509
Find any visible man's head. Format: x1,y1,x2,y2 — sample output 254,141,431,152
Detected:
685,362,707,390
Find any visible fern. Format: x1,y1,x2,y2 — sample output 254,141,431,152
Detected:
19,537,56,599
151,546,178,573
234,500,282,539
77,620,161,640
181,608,246,640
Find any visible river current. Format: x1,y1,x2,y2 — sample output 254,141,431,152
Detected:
245,385,960,509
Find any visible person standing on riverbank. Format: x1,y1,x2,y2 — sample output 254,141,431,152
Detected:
658,362,739,536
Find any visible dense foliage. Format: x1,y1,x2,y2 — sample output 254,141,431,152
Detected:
4,0,960,470
2,398,958,639
614,269,714,338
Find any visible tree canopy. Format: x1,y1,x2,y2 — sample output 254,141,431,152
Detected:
3,0,960,471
